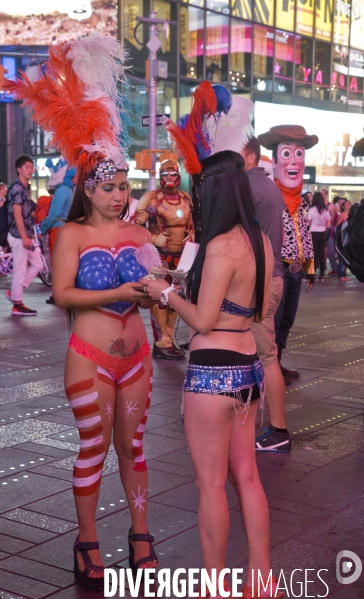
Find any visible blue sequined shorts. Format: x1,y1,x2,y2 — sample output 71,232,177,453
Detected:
182,350,265,425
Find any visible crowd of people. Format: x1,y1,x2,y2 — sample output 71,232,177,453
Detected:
2,32,364,599
303,189,359,282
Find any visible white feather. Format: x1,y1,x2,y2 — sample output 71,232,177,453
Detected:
204,96,254,155
65,32,129,166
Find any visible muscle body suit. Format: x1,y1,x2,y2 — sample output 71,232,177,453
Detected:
135,161,194,357
65,240,155,556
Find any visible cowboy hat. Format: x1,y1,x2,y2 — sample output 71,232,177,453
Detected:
352,137,364,157
257,125,318,150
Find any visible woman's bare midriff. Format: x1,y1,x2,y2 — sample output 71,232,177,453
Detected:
72,308,147,357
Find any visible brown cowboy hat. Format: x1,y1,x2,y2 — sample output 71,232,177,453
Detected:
352,137,364,157
257,125,319,150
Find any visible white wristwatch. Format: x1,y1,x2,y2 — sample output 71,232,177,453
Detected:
160,285,175,306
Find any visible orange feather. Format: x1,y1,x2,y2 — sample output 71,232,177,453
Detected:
3,43,116,182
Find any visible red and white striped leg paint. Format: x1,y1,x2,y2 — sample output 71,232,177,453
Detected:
116,362,145,391
131,369,152,472
68,388,105,497
97,366,115,387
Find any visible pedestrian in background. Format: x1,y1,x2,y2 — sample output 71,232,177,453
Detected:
242,136,292,451
5,155,43,316
40,165,76,304
0,182,8,250
308,192,331,281
336,199,352,282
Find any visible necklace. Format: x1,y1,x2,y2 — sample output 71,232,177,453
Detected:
95,227,121,254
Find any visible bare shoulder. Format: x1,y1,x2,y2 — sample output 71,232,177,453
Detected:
56,222,84,244
122,221,152,244
206,230,238,259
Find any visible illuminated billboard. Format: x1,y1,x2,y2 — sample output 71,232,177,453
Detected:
0,1,117,46
255,101,364,184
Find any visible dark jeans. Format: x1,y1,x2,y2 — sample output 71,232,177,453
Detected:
337,258,347,278
275,267,303,350
311,231,327,276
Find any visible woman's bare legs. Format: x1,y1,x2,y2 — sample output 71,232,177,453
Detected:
184,391,234,592
228,402,271,586
113,354,156,568
184,392,271,594
65,349,116,579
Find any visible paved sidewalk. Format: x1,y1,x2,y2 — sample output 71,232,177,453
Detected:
0,276,363,599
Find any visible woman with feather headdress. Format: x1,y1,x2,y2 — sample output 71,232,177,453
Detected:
4,33,160,591
141,83,283,599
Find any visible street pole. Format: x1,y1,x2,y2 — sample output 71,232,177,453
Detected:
148,10,157,191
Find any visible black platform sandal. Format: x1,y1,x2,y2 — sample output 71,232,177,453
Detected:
128,527,158,581
73,535,104,592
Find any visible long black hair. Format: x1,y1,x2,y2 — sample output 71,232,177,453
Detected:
186,150,266,319
312,192,326,214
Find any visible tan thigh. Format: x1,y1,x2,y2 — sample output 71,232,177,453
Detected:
184,391,235,488
113,354,152,462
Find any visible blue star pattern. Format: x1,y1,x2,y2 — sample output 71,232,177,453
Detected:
76,246,148,317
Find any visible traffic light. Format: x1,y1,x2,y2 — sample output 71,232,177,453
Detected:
0,64,8,89
135,152,153,171
159,152,178,163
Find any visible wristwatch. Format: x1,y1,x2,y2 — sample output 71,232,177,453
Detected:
160,285,175,306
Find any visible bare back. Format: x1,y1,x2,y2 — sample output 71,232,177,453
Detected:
189,226,274,355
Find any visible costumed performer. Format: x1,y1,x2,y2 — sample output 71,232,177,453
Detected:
141,82,283,599
258,125,317,381
40,158,76,304
134,160,194,360
5,32,161,592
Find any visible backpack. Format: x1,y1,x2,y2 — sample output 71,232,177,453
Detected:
335,203,364,283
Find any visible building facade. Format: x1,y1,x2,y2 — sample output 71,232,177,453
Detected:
1,0,364,198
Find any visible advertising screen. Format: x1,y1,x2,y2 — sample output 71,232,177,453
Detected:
255,102,364,184
0,1,117,46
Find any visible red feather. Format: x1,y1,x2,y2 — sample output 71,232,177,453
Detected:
166,81,217,175
166,121,202,175
3,42,116,182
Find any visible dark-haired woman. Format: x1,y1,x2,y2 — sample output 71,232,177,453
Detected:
142,151,279,599
52,167,160,591
307,192,331,281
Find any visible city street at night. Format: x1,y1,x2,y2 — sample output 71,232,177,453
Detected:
0,276,363,598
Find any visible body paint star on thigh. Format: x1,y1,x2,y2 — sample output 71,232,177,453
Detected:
105,401,113,421
124,399,138,418
131,485,147,512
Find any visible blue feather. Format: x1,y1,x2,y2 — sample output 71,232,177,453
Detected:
212,85,232,115
177,114,190,131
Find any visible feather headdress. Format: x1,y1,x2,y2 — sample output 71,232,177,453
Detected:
4,32,128,184
166,81,254,175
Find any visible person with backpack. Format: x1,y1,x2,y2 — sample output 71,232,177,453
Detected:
40,164,76,304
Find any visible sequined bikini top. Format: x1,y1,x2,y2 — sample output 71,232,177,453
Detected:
220,298,256,317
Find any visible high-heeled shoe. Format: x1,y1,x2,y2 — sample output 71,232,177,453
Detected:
73,535,104,592
128,527,158,581
243,575,284,598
